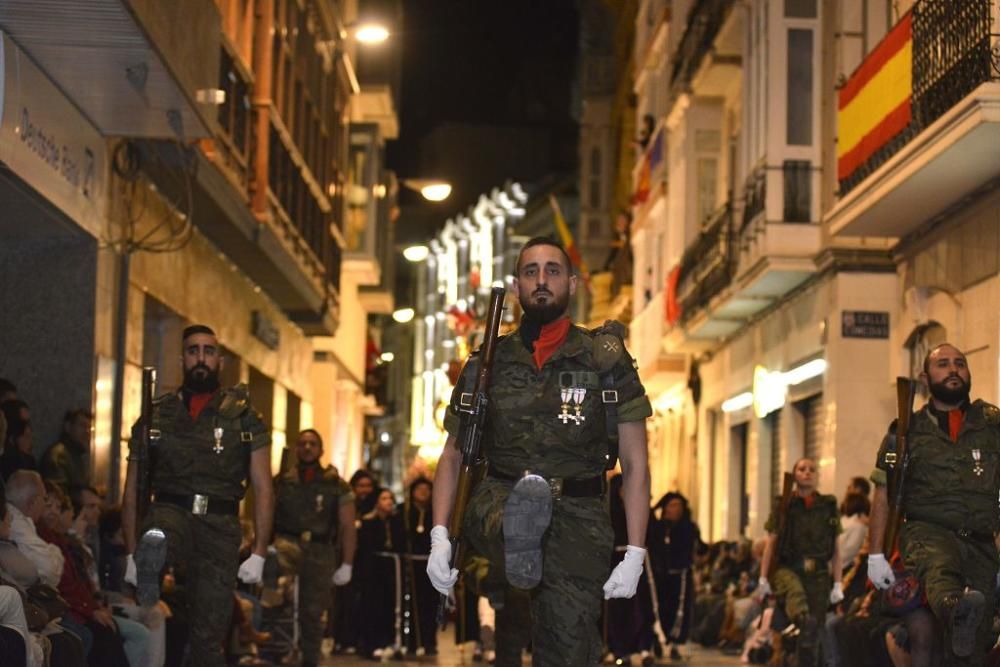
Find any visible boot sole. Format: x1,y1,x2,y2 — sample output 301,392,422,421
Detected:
951,589,985,657
135,528,167,607
503,474,552,590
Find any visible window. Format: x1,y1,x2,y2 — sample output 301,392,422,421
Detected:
786,29,814,146
783,160,811,222
697,158,718,225
785,0,817,18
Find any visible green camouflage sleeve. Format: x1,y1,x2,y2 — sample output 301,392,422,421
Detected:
242,408,272,452
613,346,653,423
443,357,480,437
870,421,897,487
338,479,355,507
763,497,781,534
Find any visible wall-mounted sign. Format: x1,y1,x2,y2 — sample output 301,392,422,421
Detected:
0,32,108,237
842,310,889,339
252,311,280,350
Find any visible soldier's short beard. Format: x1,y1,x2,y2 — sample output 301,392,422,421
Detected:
183,363,221,394
519,291,569,326
928,375,971,405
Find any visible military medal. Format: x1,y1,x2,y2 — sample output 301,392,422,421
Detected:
572,388,586,424
315,494,324,512
972,449,984,476
559,388,573,424
213,427,224,454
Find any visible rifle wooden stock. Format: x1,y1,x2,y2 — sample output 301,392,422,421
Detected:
768,472,795,581
884,377,916,556
135,367,157,539
439,286,506,624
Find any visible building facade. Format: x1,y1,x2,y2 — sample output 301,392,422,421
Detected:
0,0,399,494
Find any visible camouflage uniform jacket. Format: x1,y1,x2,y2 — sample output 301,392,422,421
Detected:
765,493,841,565
444,323,652,479
131,384,270,500
274,464,353,541
871,399,1000,536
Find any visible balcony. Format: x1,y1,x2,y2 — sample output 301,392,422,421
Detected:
0,0,217,138
828,0,1000,239
675,202,736,326
668,0,738,101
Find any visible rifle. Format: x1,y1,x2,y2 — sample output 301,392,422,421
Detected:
883,377,916,557
438,286,506,625
768,472,795,581
135,366,157,540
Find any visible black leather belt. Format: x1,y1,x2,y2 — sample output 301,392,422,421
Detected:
277,530,333,544
487,464,606,498
155,492,239,516
905,516,995,543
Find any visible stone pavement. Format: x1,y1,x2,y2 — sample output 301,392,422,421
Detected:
315,635,743,666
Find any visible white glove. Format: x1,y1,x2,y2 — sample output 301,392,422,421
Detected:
125,555,138,586
427,525,459,595
332,563,353,586
756,577,771,599
603,545,646,599
867,553,896,590
830,581,845,604
237,553,266,584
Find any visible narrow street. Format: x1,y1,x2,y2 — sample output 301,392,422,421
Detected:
316,635,743,666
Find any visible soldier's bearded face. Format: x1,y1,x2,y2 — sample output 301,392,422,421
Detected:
514,244,577,324
182,333,222,392
924,345,971,405
296,433,322,463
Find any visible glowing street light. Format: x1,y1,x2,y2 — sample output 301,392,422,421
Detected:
403,245,430,262
403,179,452,202
392,308,415,323
354,23,389,44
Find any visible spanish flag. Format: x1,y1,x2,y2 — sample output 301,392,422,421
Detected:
837,12,913,183
548,194,591,290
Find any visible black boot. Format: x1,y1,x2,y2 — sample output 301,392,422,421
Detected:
942,589,985,658
795,613,819,667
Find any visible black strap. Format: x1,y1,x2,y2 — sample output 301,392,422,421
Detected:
154,492,239,516
601,369,619,469
486,465,605,498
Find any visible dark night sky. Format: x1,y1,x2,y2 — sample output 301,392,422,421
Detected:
384,0,581,224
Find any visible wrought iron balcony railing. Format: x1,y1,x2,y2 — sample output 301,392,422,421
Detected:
838,0,999,194
669,0,737,99
675,202,735,322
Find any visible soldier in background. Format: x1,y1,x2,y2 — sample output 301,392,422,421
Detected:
122,324,274,667
757,458,843,667
273,428,356,667
40,408,93,498
429,238,653,665
868,343,1000,665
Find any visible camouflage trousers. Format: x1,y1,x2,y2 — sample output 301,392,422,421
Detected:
273,537,337,664
901,520,999,666
771,566,831,622
463,476,613,667
143,503,242,667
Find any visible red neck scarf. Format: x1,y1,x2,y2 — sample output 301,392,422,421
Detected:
948,409,964,442
531,318,572,369
188,392,215,420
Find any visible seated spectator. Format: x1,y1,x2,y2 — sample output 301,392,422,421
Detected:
41,409,93,499
1,473,86,666
6,470,64,586
838,492,870,567
98,506,168,667
39,482,141,667
1,400,36,481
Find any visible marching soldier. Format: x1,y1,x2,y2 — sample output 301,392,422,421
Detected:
428,237,653,666
758,458,843,667
122,324,274,667
868,343,1000,664
272,428,356,667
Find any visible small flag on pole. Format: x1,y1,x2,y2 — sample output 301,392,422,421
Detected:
548,194,591,290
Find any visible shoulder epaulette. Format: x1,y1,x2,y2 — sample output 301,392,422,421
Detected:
589,319,626,372
218,383,251,419
980,402,1000,425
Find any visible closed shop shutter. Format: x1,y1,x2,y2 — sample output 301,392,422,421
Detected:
802,394,823,463
768,409,783,499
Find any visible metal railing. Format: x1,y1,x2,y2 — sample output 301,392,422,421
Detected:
669,0,737,99
675,202,736,322
840,0,999,194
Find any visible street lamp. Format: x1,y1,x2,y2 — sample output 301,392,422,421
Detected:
354,23,389,44
403,245,429,262
403,179,452,202
392,307,415,323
